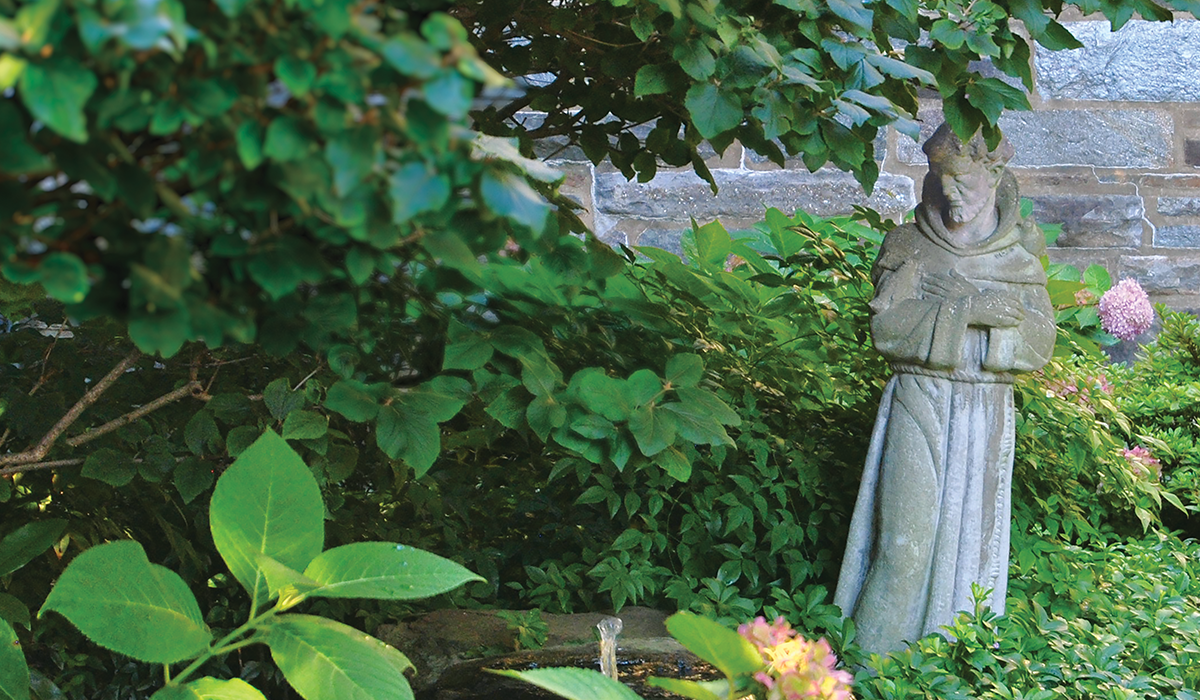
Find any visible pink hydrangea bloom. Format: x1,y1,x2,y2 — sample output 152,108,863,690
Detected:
1098,279,1154,341
739,618,854,700
1123,445,1161,479
1074,289,1096,306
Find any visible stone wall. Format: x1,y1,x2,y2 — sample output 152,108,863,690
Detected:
552,15,1200,314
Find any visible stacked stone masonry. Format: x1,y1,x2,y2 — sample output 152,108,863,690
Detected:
546,14,1200,319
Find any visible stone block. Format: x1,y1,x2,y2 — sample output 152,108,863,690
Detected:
1119,254,1200,294
1030,195,1143,248
1186,140,1200,168
1035,20,1200,102
592,169,916,238
1157,197,1200,218
1155,226,1200,249
898,107,1174,169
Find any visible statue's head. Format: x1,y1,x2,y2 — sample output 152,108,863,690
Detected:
923,123,1014,225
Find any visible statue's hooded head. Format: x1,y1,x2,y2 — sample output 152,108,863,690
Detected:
922,123,1015,225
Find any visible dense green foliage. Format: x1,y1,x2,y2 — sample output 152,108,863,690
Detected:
4,0,1200,697
846,530,1200,700
9,430,482,700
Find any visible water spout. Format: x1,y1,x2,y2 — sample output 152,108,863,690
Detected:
597,616,623,681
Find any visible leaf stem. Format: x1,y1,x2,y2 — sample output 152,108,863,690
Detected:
167,606,280,687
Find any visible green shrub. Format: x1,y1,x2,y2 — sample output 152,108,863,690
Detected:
849,529,1200,700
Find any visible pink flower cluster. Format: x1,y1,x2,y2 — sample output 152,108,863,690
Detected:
1041,372,1113,408
1098,279,1154,341
1123,446,1161,480
738,617,854,700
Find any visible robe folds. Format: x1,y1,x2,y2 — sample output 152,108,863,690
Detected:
833,172,1055,655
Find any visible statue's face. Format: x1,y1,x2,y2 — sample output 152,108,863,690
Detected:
936,156,1000,225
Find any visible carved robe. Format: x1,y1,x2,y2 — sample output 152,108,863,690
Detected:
833,172,1055,655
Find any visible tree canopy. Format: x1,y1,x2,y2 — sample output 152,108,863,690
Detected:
0,0,1193,357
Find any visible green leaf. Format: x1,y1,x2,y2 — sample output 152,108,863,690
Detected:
646,677,728,700
265,378,305,421
0,520,66,578
685,83,742,139
480,169,550,233
325,128,378,197
660,403,732,446
1038,19,1083,51
1,618,29,700
81,448,136,487
303,542,484,600
325,380,384,422
276,56,316,97
185,410,222,456
209,431,325,610
674,43,715,80
382,34,441,79
39,540,211,663
255,555,321,601
826,0,872,32
236,121,265,170
628,406,676,456
18,58,97,143
1083,264,1111,292
152,677,268,700
283,411,329,441
0,593,29,631
174,458,214,505
675,387,740,426
422,70,474,118
264,116,313,163
0,101,47,173
389,162,450,224
213,0,250,17
657,446,691,481
37,253,88,304
443,322,493,371
665,612,762,679
634,65,672,96
665,354,704,388
267,615,414,700
491,668,641,700
930,19,965,50
374,405,408,460
865,54,935,85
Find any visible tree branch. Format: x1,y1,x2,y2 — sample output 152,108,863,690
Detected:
0,350,141,467
64,380,202,449
0,458,83,478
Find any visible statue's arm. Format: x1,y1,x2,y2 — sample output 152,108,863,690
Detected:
984,284,1056,373
870,259,971,369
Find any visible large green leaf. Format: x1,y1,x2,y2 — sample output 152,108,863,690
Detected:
664,612,761,679
209,431,325,610
302,543,483,600
685,83,741,139
479,169,550,233
491,668,641,700
266,615,414,700
17,58,97,143
389,162,450,224
0,520,66,578
0,618,28,700
39,540,212,663
152,677,268,700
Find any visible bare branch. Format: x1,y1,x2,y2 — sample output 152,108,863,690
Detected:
65,380,202,449
0,350,142,467
0,458,83,478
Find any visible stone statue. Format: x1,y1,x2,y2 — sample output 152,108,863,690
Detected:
833,123,1056,655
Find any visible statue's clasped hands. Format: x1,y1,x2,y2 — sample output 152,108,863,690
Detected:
922,271,1024,328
